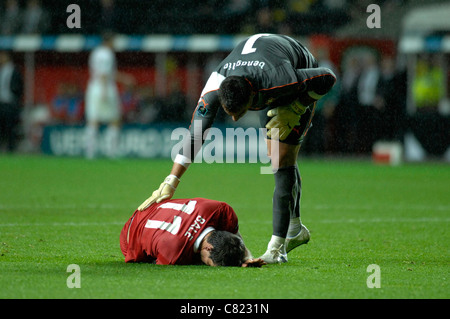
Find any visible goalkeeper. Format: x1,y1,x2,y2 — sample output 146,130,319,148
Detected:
138,34,336,264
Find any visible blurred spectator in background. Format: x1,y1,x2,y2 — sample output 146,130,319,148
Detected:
242,6,277,34
374,56,406,142
50,83,84,124
412,55,444,112
0,0,356,36
410,54,449,156
223,0,251,33
334,55,361,154
158,80,188,123
0,50,23,152
303,48,340,155
135,85,162,124
21,0,50,34
84,33,134,159
121,82,139,124
250,7,277,34
97,0,120,33
0,0,22,35
254,7,277,34
355,53,381,153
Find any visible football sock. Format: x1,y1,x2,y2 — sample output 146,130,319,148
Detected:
267,235,286,250
272,165,299,238
287,218,301,238
287,165,302,237
292,165,301,219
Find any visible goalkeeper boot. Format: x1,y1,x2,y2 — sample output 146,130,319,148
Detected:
285,224,310,254
259,236,288,264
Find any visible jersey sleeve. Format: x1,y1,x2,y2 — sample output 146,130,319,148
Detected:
215,202,239,234
179,72,223,161
295,67,337,96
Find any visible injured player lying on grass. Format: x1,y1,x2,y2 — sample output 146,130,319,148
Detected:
120,197,266,267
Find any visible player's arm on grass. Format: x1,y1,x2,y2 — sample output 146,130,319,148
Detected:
138,92,220,211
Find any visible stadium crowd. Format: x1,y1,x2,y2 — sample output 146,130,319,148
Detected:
1,0,448,157
1,0,354,36
2,0,426,37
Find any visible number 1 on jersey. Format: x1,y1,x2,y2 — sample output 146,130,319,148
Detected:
241,33,270,55
144,200,198,235
145,215,182,235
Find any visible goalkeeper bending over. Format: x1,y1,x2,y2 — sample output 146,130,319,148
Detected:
138,34,336,264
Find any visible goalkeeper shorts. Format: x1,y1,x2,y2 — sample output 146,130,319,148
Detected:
259,102,316,145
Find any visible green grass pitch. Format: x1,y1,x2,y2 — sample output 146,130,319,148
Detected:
0,155,448,299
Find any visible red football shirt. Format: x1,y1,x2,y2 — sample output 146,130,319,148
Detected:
120,198,239,265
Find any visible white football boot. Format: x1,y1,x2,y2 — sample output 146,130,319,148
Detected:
285,224,310,253
259,236,288,264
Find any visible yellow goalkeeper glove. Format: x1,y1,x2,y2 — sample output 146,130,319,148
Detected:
266,100,307,141
138,175,180,211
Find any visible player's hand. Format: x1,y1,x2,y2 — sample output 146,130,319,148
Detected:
242,258,267,268
138,175,180,211
266,101,307,141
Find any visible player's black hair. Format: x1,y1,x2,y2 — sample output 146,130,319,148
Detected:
207,230,246,267
218,76,253,115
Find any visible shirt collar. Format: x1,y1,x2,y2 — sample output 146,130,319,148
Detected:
193,227,215,253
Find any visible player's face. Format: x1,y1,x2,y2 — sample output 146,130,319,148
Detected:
199,235,217,266
200,246,217,267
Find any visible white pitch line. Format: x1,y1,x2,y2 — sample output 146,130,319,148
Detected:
0,217,449,228
313,217,450,224
308,204,450,212
0,221,125,227
1,203,449,211
0,203,133,210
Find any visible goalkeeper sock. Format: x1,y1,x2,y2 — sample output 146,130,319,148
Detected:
287,165,302,237
272,166,298,238
267,235,286,250
287,218,301,238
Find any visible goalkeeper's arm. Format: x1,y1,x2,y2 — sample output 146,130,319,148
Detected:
295,67,337,106
266,67,336,141
138,92,219,211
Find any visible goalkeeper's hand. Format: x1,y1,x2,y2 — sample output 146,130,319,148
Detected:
266,101,307,141
138,175,180,211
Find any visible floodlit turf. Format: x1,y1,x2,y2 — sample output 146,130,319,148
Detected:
0,154,448,299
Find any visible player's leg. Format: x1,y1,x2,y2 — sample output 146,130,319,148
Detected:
287,164,301,236
259,140,301,263
85,121,99,159
104,85,122,158
270,141,301,238
283,160,311,252
85,82,99,159
105,120,121,158
259,105,314,263
285,163,310,252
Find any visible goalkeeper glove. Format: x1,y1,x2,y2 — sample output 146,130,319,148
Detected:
266,100,307,141
138,175,180,211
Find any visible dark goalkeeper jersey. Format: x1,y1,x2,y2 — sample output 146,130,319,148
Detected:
180,33,335,160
